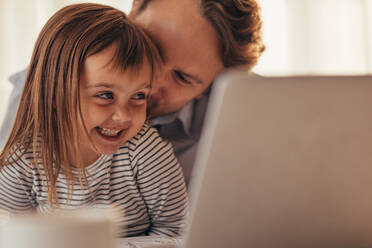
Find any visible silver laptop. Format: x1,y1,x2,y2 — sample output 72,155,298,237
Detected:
183,72,372,248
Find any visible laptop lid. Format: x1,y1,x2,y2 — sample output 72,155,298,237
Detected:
184,72,372,248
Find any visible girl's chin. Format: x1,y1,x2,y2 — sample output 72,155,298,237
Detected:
84,125,140,156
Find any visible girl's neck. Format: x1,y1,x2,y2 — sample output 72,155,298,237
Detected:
81,153,101,167
76,146,101,168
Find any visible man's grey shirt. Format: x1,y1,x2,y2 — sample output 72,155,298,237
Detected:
149,94,209,187
0,69,27,150
0,69,208,187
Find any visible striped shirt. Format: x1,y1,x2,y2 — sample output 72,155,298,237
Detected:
0,125,188,237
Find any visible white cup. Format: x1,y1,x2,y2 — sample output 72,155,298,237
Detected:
0,208,117,248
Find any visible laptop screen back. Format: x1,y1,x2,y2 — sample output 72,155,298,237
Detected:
184,72,372,248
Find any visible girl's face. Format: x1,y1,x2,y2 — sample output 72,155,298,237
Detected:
78,43,152,165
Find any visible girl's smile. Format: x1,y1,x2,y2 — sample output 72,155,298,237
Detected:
96,126,128,140
97,127,123,137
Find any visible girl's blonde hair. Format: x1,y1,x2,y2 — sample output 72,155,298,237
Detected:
0,3,162,205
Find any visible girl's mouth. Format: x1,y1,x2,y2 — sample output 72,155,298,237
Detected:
96,127,124,141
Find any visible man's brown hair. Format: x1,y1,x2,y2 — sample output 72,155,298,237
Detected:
200,0,265,69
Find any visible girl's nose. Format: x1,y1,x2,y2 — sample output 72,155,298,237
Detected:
112,105,132,123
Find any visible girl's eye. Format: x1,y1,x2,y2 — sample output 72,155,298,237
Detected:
132,92,147,100
174,70,192,85
96,92,114,100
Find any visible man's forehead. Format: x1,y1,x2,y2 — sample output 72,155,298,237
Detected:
134,0,200,19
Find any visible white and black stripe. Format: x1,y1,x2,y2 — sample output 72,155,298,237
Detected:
0,125,188,237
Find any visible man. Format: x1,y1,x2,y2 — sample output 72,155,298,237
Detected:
0,0,265,186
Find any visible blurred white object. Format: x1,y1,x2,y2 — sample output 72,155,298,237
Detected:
0,209,10,226
0,208,117,248
117,236,183,248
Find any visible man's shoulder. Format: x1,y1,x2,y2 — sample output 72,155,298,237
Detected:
9,68,27,91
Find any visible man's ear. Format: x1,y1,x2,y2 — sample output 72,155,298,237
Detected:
196,85,213,99
128,0,143,18
195,93,204,100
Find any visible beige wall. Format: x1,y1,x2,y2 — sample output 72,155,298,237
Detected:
0,0,131,127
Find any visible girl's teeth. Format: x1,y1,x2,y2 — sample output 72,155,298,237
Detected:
99,127,121,136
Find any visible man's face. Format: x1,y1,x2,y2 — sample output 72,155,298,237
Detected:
130,0,224,117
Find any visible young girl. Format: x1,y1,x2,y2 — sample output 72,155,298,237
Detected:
0,3,187,237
